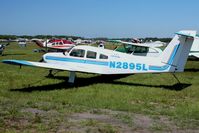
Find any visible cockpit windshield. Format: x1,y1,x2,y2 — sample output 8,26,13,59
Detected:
69,49,85,57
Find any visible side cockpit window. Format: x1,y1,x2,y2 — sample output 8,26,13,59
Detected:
99,54,108,59
70,49,85,57
86,51,97,59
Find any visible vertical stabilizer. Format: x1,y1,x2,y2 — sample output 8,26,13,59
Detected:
161,30,196,72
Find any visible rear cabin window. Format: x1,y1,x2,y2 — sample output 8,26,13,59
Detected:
99,54,108,59
86,51,97,59
70,49,85,57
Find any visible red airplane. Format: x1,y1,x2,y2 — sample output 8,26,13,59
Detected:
33,39,76,51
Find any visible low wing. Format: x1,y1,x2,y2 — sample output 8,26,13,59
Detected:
2,60,74,71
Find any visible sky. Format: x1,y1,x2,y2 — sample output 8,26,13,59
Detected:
0,0,199,38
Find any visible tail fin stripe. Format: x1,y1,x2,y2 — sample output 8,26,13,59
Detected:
148,44,180,71
168,44,180,64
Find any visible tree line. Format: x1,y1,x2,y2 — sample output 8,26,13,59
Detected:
0,35,172,43
0,35,83,40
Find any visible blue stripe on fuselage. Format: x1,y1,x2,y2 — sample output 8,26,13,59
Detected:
45,56,109,66
46,56,85,63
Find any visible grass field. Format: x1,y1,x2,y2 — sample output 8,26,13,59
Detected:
0,42,199,132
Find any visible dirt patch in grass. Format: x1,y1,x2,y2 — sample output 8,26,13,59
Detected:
1,108,199,133
134,114,152,131
68,112,132,132
59,109,163,133
65,109,199,133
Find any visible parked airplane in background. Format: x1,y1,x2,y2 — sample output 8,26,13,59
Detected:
130,38,166,47
116,35,199,59
0,44,5,55
189,34,199,58
2,30,196,84
33,39,75,51
0,43,10,55
110,40,163,57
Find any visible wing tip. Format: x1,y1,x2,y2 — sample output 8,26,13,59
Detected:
2,59,33,66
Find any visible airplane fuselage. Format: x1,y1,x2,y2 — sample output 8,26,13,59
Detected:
43,45,175,74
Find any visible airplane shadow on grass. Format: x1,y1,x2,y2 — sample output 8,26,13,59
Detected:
10,74,191,92
2,53,26,56
184,68,199,72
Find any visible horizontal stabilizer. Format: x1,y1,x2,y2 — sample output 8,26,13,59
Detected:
175,31,196,38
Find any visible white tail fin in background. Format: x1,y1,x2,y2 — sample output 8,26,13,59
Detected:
190,35,199,52
189,35,199,58
161,30,196,72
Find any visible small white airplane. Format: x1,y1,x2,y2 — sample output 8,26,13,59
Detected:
0,43,10,55
0,44,5,55
110,40,163,57
33,39,76,51
189,34,199,58
2,30,196,84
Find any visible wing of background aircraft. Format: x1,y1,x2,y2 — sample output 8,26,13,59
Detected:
109,40,151,48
